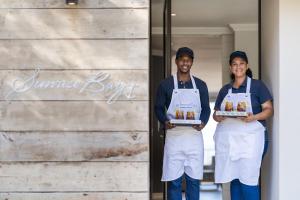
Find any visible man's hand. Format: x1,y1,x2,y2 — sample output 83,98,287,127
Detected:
165,121,176,129
192,123,205,131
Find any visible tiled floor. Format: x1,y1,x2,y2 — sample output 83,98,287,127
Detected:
182,191,222,200
182,184,222,200
152,184,222,200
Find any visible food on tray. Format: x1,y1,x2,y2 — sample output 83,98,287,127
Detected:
186,111,195,120
175,109,184,119
225,101,234,111
237,101,247,112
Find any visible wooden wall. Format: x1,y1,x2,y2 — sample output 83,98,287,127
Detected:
0,0,149,199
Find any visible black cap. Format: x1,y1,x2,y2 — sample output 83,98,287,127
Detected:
176,47,194,59
229,51,248,64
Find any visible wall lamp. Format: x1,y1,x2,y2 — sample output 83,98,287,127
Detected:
66,0,78,5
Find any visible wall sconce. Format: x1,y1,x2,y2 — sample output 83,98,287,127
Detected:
66,0,78,5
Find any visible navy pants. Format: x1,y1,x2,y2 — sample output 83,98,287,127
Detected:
230,139,269,200
167,173,199,200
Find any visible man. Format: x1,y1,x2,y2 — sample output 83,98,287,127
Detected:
155,47,211,200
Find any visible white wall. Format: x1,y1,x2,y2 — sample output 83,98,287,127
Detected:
262,0,300,199
278,0,300,199
261,0,279,199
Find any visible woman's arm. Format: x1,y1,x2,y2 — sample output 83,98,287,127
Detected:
213,110,226,122
239,100,273,122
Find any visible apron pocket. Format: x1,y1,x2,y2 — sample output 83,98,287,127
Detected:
229,133,256,161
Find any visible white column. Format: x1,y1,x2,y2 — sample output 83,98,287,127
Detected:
261,0,279,199
278,0,300,199
261,0,300,199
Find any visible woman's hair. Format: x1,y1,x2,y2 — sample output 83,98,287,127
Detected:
229,51,253,80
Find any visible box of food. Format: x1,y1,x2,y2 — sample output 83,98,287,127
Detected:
215,111,248,117
170,119,202,125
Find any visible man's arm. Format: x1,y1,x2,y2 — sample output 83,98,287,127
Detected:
199,81,211,126
154,83,168,125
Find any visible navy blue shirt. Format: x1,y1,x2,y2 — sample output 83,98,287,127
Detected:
214,78,273,127
155,75,211,126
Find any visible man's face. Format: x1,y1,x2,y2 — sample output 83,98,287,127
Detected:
175,55,193,74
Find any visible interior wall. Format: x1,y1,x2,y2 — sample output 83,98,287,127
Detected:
231,27,259,79
171,35,223,97
221,34,234,85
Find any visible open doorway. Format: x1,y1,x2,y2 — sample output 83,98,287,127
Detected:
150,1,260,199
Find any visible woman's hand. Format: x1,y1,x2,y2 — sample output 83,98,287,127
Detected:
237,113,256,122
165,121,176,129
238,100,273,122
213,110,226,122
192,123,205,131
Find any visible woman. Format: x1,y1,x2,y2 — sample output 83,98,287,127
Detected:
213,51,273,200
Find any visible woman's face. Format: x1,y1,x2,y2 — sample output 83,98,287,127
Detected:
230,57,248,78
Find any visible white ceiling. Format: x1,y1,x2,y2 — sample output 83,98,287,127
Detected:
152,0,258,27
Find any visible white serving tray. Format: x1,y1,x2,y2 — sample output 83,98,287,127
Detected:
216,111,248,117
170,119,202,125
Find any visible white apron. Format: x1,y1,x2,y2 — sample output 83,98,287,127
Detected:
161,74,204,181
214,77,265,186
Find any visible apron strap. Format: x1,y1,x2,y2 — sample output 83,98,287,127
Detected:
173,74,178,89
246,76,251,93
228,76,251,94
173,74,196,89
191,75,197,89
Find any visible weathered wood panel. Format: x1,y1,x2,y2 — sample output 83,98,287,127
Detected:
0,192,148,200
0,9,148,39
0,131,149,161
0,162,148,192
0,40,148,70
0,70,148,101
0,0,149,8
0,101,149,131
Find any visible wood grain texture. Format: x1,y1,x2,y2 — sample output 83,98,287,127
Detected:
0,192,148,200
0,101,149,131
0,131,149,161
0,162,148,192
0,1,150,198
0,40,148,70
0,9,148,39
0,0,149,8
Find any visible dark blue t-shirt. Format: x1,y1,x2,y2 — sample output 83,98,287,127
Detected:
155,75,211,125
214,78,273,127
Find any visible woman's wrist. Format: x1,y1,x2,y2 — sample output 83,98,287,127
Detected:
253,114,257,121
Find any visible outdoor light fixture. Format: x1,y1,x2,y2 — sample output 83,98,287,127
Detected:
66,0,78,5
